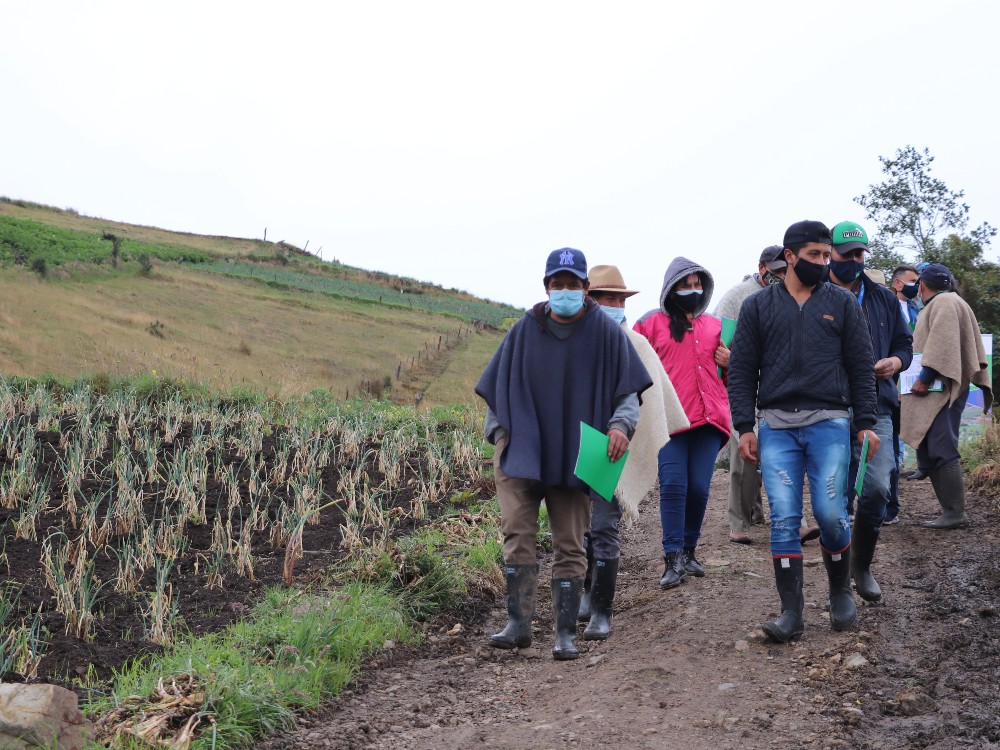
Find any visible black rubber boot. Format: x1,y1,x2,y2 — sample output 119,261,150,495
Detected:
489,564,538,649
659,551,687,589
851,518,882,602
583,558,619,641
923,462,970,529
552,578,583,660
683,547,705,577
823,546,857,631
578,538,595,621
761,557,804,643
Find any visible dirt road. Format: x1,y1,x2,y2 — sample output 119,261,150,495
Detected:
261,471,1000,750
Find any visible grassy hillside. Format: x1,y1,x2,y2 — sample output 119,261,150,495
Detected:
0,198,515,406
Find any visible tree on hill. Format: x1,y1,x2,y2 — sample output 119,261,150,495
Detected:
856,145,999,388
101,231,124,267
855,145,996,262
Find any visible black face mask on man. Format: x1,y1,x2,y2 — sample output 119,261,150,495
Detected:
829,258,864,283
901,282,919,300
793,256,829,287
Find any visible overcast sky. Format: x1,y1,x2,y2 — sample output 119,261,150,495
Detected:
3,1,998,316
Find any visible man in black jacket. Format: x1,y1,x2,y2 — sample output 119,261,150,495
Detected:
829,222,912,603
728,220,880,642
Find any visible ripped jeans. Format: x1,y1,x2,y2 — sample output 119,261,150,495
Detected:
758,417,852,556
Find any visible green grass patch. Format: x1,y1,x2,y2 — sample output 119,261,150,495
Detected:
0,215,210,266
88,584,415,749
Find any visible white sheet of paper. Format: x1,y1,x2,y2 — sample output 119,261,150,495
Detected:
899,353,944,394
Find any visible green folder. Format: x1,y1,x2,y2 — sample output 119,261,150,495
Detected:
573,422,629,502
718,317,738,378
854,433,869,497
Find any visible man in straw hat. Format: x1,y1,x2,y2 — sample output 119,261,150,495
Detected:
577,265,688,640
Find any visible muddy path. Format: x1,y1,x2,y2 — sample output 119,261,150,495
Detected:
260,470,1000,750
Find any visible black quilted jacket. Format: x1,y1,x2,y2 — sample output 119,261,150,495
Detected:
727,281,878,435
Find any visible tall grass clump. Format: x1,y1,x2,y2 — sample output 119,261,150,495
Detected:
963,416,1000,507
90,584,414,749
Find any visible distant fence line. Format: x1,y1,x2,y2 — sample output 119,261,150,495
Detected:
348,324,479,401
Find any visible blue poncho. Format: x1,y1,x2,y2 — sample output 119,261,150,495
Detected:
475,299,653,491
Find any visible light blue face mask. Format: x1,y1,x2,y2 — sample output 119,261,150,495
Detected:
600,305,626,325
549,289,585,317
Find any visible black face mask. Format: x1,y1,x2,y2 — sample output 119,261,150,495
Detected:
673,291,703,312
901,282,919,300
829,258,864,284
793,257,829,287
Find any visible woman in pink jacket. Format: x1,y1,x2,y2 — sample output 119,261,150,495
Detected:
634,257,731,589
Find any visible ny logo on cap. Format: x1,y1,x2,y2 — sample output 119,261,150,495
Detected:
559,250,576,266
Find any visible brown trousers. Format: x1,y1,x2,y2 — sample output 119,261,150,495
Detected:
494,441,590,580
727,428,764,532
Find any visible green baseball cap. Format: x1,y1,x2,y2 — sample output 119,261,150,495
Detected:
831,221,869,253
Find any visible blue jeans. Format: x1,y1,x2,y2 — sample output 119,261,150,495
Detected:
759,418,852,557
848,413,896,528
658,425,721,555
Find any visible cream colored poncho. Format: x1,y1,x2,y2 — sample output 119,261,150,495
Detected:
616,327,690,525
900,292,992,448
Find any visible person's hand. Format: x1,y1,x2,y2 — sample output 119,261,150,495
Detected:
714,343,730,369
910,379,929,396
738,432,758,463
608,429,630,462
874,356,903,379
858,429,880,460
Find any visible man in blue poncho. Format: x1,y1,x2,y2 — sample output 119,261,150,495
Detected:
476,248,653,660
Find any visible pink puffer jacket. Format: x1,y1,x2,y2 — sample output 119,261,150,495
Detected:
633,311,731,443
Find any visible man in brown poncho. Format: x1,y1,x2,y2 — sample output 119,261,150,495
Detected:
900,263,993,529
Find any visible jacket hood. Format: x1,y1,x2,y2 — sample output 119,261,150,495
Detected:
660,256,714,317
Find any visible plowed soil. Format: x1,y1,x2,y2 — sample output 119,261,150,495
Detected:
260,470,1000,750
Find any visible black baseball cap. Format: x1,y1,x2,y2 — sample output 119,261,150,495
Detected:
759,245,787,270
919,263,954,290
783,220,833,248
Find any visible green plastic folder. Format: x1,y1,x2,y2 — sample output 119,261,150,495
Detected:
573,422,629,502
854,433,869,497
718,317,738,378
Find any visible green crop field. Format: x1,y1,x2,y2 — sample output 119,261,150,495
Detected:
201,261,522,325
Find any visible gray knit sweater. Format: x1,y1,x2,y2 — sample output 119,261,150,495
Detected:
713,275,765,321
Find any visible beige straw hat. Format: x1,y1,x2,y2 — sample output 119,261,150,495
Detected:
588,265,639,297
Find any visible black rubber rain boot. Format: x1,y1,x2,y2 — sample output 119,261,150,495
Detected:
658,551,687,589
578,538,595,621
552,578,583,660
489,564,538,649
923,462,970,529
822,546,858,631
761,557,804,643
851,518,882,602
682,547,705,577
583,558,619,641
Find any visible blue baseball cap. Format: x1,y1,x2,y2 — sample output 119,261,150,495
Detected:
544,247,588,281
